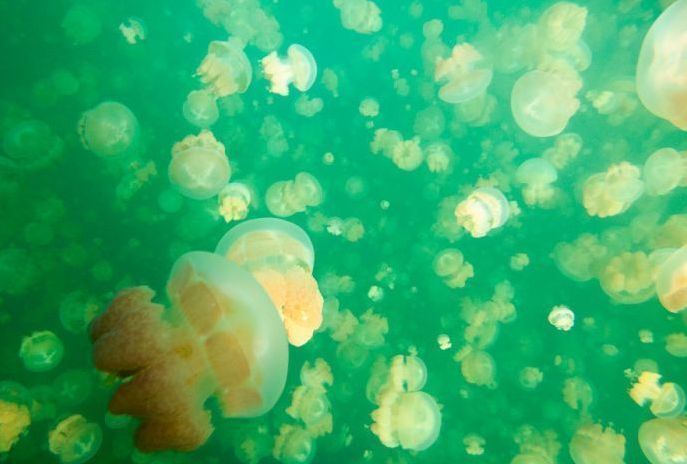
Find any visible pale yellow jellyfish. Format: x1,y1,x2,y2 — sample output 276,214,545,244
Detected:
630,372,686,418
0,398,30,453
643,148,687,196
218,182,252,223
77,101,139,157
454,187,510,238
666,333,687,357
457,349,496,387
424,142,454,173
552,234,607,282
656,246,687,313
514,158,558,207
511,425,561,464
48,414,102,464
261,44,317,96
168,130,231,200
434,43,493,104
542,132,583,170
294,172,324,207
272,424,315,464
390,138,424,171
511,69,581,137
636,0,687,130
264,172,323,218
332,0,383,34
183,89,219,128
562,377,593,413
433,248,474,289
370,390,441,451
599,252,656,304
537,2,588,53
582,162,644,218
638,417,687,464
119,18,146,45
286,359,333,438
569,423,625,464
196,38,252,98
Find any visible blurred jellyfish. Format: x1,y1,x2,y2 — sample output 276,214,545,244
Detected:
643,148,687,196
0,382,31,453
78,102,139,157
19,330,64,372
630,372,686,418
543,132,583,170
61,4,101,45
370,390,441,451
261,45,317,96
537,2,588,53
391,138,424,171
656,246,687,313
295,95,324,117
286,359,333,437
218,182,252,223
59,292,100,334
515,158,558,207
332,0,382,34
0,247,37,295
90,252,288,451
359,97,380,117
457,349,496,387
168,130,230,200
454,187,510,238
435,43,493,104
552,234,607,282
196,38,252,98
636,0,687,130
511,69,581,137
265,172,323,217
599,252,656,304
425,141,454,174
582,162,644,218
48,415,102,464
638,416,687,464
183,89,219,128
569,423,625,464
433,248,474,288
119,17,146,45
273,424,316,464
1,120,64,171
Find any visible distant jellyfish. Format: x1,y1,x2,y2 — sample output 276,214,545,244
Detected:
459,350,496,387
636,0,687,130
118,17,146,45
272,424,316,464
643,148,687,196
183,89,219,128
548,305,575,331
59,292,100,334
48,415,102,464
294,172,324,207
656,246,687,313
514,158,558,207
537,2,588,53
454,187,510,238
265,172,323,217
261,44,317,96
196,38,252,98
90,251,289,451
511,69,581,137
370,390,441,451
333,0,382,34
77,101,139,157
391,138,424,171
599,252,656,304
552,234,607,282
582,162,644,218
61,4,101,45
638,417,687,464
569,423,625,464
424,141,454,174
168,130,231,200
218,182,253,223
19,330,64,372
630,371,686,418
286,359,333,437
216,218,323,347
433,248,474,288
1,119,64,171
434,43,493,104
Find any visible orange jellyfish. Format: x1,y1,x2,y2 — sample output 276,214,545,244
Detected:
90,251,288,452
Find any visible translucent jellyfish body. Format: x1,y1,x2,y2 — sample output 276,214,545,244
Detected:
582,162,644,218
265,172,323,217
168,130,230,200
78,102,139,157
433,248,474,288
599,252,656,304
1,119,64,171
636,0,687,130
261,45,317,96
511,70,581,137
19,330,64,372
515,158,559,207
196,39,252,98
643,148,687,196
0,383,31,453
216,218,323,347
459,349,496,387
370,391,441,451
273,424,316,464
90,251,288,451
332,0,383,35
454,187,510,238
218,182,252,223
434,43,493,104
48,415,102,464
630,372,686,418
537,2,588,53
183,89,219,128
656,247,687,313
552,234,607,282
638,417,687,464
569,423,625,464
286,359,333,437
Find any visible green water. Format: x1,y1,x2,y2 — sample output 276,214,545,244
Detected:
1,0,686,463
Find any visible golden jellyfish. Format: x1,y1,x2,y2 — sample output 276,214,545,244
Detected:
537,2,588,53
196,38,252,98
511,69,581,137
434,43,493,104
433,248,474,288
569,423,625,464
582,162,644,218
286,359,333,438
371,390,441,451
454,187,510,238
599,251,656,304
514,157,559,207
457,349,496,387
638,417,687,464
424,141,454,173
630,372,686,418
332,0,383,35
552,234,607,282
656,247,687,313
77,101,139,157
90,251,289,451
643,148,687,196
0,383,31,453
273,424,316,464
216,218,323,347
218,182,253,223
261,44,317,96
265,172,323,217
168,130,231,200
636,0,687,130
183,89,219,128
48,414,102,464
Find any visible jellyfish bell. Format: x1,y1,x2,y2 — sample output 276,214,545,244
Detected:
569,423,626,464
48,414,102,464
638,416,687,464
643,148,687,196
196,38,252,98
455,187,510,238
183,89,219,128
261,44,317,96
656,246,687,313
371,390,441,451
77,101,139,157
435,43,493,104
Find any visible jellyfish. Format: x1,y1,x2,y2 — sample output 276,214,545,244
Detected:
638,417,687,464
643,148,687,196
548,305,574,331
630,372,686,418
582,162,644,218
61,4,101,45
569,423,625,464
196,38,252,98
370,390,441,451
537,2,588,53
433,248,474,288
168,130,231,200
1,119,64,171
48,415,102,464
599,252,656,304
666,333,687,357
636,0,687,130
511,69,581,138
514,158,559,207
216,218,323,347
332,0,383,34
218,182,253,223
183,89,219,128
261,45,317,96
273,424,316,464
434,43,493,104
59,292,100,334
542,132,583,170
286,359,333,437
0,382,31,453
118,17,146,45
656,246,687,313
264,173,323,217
454,187,510,238
391,138,424,171
552,234,607,282
457,349,496,387
77,102,139,157
90,251,289,451
425,142,454,173
19,330,64,372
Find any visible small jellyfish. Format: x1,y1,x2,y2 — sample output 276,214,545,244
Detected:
1,119,64,171
286,359,333,438
370,390,441,451
552,234,607,282
511,69,581,137
183,89,219,128
272,424,316,464
569,423,625,464
514,158,558,207
599,252,656,304
61,4,101,45
643,148,687,196
391,138,424,171
218,182,253,223
48,415,102,464
90,251,288,451
261,44,317,96
630,372,686,418
59,292,100,334
265,172,323,217
582,162,644,218
19,330,64,372
454,187,510,238
0,382,31,453
458,349,496,387
196,38,252,97
118,17,146,45
424,141,455,174
434,43,493,104
656,246,687,313
548,305,574,331
168,130,231,200
433,248,474,288
636,0,687,130
77,102,139,157
537,2,588,53
638,417,687,464
333,0,383,34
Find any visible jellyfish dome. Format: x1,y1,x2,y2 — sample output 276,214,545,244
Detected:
273,424,316,464
48,415,102,464
1,119,64,171
90,251,288,451
261,44,317,96
454,187,510,238
168,130,231,200
515,157,558,207
196,38,252,98
511,69,581,137
371,390,441,451
636,0,687,130
434,43,494,104
537,2,588,53
582,162,644,218
656,246,687,313
183,89,219,128
599,252,656,304
569,423,626,464
643,148,687,196
638,417,687,464
77,101,139,157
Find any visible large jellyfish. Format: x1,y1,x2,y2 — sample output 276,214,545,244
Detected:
196,38,252,98
168,130,231,200
90,251,288,451
630,372,686,418
636,0,687,130
642,148,687,196
569,423,625,464
434,43,493,104
77,102,139,157
582,162,644,218
48,414,102,464
454,187,510,238
261,45,317,96
638,417,687,464
656,246,687,313
1,120,64,171
216,218,323,347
